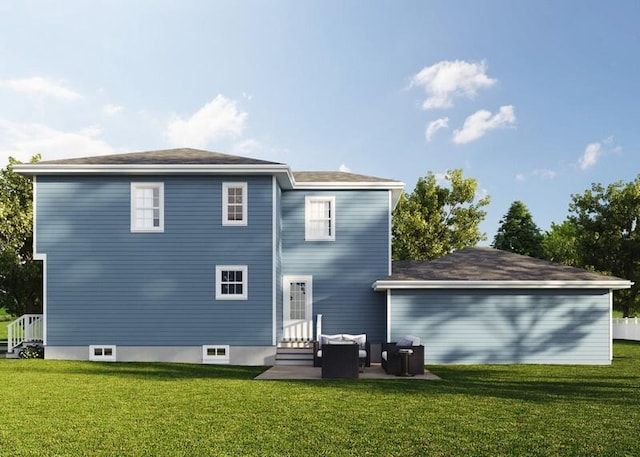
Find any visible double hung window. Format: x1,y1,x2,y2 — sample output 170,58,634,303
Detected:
305,196,335,241
222,182,247,226
131,183,164,232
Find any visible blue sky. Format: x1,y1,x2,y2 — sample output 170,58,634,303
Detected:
1,1,639,241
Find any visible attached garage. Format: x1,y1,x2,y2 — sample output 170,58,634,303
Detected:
374,248,632,365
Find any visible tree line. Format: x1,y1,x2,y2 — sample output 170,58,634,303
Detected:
1,157,639,318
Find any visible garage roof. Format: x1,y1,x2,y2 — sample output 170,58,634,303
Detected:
373,247,632,290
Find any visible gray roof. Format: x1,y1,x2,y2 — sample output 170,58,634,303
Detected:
391,247,626,282
35,148,283,166
293,171,401,184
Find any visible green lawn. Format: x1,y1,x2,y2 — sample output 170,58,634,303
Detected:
1,342,639,457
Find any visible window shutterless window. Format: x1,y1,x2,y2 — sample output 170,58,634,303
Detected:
215,265,248,300
131,183,164,232
305,196,335,241
222,182,247,226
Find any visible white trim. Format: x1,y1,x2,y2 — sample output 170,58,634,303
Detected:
202,345,230,364
32,175,37,255
272,176,277,346
222,182,248,226
609,291,613,361
130,182,164,232
305,196,336,241
388,190,392,276
386,289,391,343
372,279,634,291
215,265,248,300
89,345,117,362
34,253,47,345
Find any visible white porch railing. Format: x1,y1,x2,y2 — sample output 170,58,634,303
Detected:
316,314,322,341
613,317,640,341
7,314,43,353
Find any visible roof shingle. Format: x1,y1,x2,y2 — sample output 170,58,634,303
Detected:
390,247,626,282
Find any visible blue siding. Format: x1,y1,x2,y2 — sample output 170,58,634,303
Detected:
390,289,611,364
37,175,274,346
282,190,389,342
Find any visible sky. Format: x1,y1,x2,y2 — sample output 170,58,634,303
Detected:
1,1,639,242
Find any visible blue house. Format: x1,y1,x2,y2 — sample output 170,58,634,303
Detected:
12,148,403,365
11,148,631,365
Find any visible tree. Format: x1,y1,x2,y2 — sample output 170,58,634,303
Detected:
542,220,578,266
568,176,640,317
0,156,42,316
392,169,490,260
492,201,544,258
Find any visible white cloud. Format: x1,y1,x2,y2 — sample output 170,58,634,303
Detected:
0,118,117,165
410,60,496,110
578,142,601,170
0,76,81,100
103,104,123,116
453,105,516,144
515,173,526,182
231,138,261,156
533,169,557,180
166,94,247,148
425,117,449,141
338,163,351,173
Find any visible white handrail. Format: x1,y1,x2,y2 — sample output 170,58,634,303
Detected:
7,314,43,353
316,314,323,341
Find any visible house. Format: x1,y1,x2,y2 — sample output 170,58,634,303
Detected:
11,148,403,365
11,148,632,365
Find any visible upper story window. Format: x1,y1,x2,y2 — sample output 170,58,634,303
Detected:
131,183,164,232
305,196,335,241
215,265,248,300
222,182,248,226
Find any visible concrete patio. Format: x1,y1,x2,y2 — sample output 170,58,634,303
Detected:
254,363,441,380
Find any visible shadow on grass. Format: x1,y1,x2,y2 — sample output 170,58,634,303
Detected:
5,359,268,381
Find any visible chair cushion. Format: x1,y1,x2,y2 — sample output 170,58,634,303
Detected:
317,349,322,358
342,333,366,349
319,334,342,346
358,349,367,358
381,350,388,361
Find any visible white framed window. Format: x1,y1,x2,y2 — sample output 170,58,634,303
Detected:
305,196,335,241
222,182,248,226
215,265,248,300
131,182,164,232
89,345,117,362
202,345,230,364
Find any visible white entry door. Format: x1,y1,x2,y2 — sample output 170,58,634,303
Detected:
283,276,313,340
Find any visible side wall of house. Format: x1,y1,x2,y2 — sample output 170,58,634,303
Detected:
281,190,389,343
389,289,612,364
36,175,276,363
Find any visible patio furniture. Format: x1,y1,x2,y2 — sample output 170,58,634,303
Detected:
313,334,371,369
321,342,359,379
397,348,414,377
381,337,425,375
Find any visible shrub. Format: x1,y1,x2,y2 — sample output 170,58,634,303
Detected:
19,344,44,359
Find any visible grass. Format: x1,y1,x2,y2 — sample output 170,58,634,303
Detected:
1,342,640,456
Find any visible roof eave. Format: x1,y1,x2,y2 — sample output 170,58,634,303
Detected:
13,163,297,188
372,279,634,291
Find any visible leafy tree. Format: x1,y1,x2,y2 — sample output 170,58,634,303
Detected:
568,176,640,317
542,220,578,266
392,169,490,260
492,201,544,258
0,156,42,316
